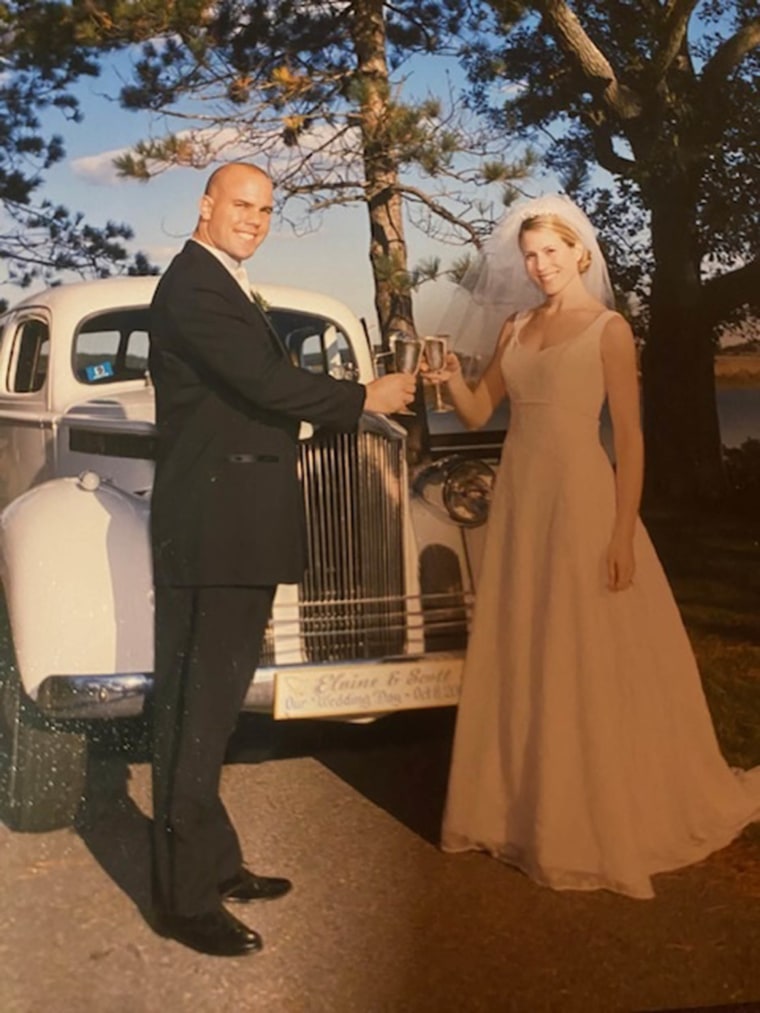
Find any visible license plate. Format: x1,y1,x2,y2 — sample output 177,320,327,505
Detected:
273,655,464,720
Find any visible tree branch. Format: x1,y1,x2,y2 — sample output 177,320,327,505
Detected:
585,120,637,176
395,182,483,244
702,257,760,328
535,0,642,119
701,18,760,93
649,0,698,86
287,179,364,195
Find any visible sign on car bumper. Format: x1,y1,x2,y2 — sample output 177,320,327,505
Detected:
272,654,464,719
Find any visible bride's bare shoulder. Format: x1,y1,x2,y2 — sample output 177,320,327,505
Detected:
600,311,637,361
601,310,634,339
497,310,529,345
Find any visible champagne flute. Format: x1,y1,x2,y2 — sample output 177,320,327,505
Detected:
424,334,453,413
390,331,422,415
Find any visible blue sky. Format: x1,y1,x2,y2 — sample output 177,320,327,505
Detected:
4,6,751,343
5,49,529,341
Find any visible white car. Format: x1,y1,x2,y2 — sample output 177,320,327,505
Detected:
0,276,496,831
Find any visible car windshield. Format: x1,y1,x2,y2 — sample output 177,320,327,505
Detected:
73,308,150,385
72,306,358,385
268,309,357,379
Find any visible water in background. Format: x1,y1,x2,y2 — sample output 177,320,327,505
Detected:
428,386,760,450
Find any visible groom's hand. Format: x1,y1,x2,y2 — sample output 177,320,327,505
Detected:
364,373,416,414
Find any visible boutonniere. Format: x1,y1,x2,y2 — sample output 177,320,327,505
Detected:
252,290,270,312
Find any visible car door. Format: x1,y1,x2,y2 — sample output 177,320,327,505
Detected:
0,311,55,510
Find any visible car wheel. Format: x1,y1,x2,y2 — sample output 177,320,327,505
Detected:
0,602,87,832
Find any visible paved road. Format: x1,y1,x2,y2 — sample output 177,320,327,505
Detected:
2,709,760,1013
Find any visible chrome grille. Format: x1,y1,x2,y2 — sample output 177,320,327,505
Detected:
298,418,406,661
257,413,474,671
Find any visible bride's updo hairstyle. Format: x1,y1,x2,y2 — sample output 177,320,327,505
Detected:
518,213,592,274
438,195,613,366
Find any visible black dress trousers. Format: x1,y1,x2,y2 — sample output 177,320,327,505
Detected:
151,584,275,917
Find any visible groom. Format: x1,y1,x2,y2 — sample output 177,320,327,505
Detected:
148,162,414,956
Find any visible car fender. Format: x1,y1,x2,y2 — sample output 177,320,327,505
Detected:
0,473,153,699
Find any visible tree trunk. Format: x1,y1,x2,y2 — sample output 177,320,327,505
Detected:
641,186,727,505
350,0,428,461
350,0,415,344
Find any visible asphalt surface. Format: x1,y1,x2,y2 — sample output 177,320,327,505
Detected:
2,708,760,1013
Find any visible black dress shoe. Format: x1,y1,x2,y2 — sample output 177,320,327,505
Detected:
154,906,263,957
219,867,293,903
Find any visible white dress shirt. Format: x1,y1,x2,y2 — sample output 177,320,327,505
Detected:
191,238,252,300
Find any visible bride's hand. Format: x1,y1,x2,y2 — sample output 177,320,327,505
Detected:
607,532,635,591
420,351,462,385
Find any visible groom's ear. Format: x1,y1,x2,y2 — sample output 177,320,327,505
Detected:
199,193,214,221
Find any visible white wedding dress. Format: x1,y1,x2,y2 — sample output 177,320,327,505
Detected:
441,310,760,899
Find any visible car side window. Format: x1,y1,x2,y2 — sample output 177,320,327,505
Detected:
9,318,50,394
269,310,358,379
74,308,150,384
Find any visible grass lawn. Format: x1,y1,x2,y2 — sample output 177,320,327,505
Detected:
644,503,760,892
645,505,760,770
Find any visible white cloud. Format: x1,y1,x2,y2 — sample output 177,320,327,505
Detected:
70,147,131,186
70,122,362,187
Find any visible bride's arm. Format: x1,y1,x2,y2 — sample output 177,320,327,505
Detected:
433,317,513,430
601,314,644,592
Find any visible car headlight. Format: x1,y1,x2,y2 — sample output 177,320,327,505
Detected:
414,456,495,528
442,458,495,527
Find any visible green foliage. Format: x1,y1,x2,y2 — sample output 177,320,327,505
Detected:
1,197,158,290
448,253,476,286
109,1,524,241
0,1,157,290
372,252,447,294
409,257,441,288
462,1,759,316
724,438,760,509
92,0,537,337
645,504,760,767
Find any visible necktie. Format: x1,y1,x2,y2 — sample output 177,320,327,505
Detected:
232,263,252,300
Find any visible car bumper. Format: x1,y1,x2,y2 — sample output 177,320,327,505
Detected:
33,652,465,721
35,673,153,719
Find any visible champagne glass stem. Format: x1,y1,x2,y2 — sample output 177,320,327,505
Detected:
424,334,453,413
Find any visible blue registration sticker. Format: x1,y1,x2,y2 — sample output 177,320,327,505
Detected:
85,362,114,382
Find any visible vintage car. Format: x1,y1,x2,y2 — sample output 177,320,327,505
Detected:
0,275,498,832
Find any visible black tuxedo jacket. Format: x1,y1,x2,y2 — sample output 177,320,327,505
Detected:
149,241,365,587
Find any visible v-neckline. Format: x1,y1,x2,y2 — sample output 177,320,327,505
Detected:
514,309,611,354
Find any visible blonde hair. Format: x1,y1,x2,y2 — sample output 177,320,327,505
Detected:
519,213,592,274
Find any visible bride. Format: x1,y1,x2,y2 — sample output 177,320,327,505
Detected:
434,194,760,899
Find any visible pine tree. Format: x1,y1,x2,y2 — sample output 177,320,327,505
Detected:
107,0,533,341
0,1,157,310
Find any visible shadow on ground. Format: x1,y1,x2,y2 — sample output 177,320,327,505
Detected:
74,724,153,920
226,707,457,845
70,706,455,920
